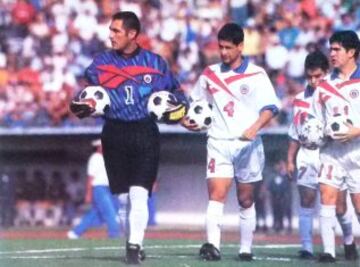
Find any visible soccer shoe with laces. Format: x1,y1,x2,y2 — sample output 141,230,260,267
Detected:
318,253,336,263
298,250,314,259
199,243,221,261
238,252,253,261
125,242,143,265
344,242,358,260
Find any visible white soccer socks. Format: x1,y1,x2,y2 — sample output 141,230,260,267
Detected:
206,200,224,250
118,193,129,237
320,205,336,257
128,186,149,246
299,207,314,253
239,204,256,254
337,209,354,245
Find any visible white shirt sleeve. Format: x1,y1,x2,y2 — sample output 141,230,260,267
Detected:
189,74,210,103
253,71,281,113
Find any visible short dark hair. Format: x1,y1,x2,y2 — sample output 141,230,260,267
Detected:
112,11,141,37
329,30,360,59
217,23,244,45
304,50,329,72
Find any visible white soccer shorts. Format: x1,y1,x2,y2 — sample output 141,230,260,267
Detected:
206,137,264,183
318,139,360,193
296,148,320,189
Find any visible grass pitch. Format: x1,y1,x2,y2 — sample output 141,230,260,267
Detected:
0,238,358,267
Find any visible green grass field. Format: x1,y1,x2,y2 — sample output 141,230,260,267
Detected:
0,238,358,267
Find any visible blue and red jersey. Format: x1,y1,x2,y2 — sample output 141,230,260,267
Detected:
85,47,186,121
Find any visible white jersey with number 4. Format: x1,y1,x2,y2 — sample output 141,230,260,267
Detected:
190,58,280,139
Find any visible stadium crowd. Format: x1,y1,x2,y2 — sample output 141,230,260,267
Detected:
1,0,360,127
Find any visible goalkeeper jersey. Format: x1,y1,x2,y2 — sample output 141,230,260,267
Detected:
85,46,184,121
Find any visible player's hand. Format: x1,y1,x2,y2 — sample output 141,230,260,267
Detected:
286,162,296,181
181,116,201,131
333,123,360,142
70,99,95,119
239,127,258,141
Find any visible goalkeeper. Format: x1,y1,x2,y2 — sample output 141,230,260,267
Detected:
70,11,187,265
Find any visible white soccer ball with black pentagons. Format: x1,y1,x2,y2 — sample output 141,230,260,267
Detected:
186,100,213,130
325,114,352,140
147,90,184,123
297,116,325,149
78,85,110,116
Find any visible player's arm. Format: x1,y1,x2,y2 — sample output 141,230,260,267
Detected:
287,139,300,181
69,59,100,118
181,74,208,131
157,56,188,105
155,57,189,123
241,71,280,140
240,106,278,141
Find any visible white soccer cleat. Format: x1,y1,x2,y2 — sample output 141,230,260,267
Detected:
67,230,79,239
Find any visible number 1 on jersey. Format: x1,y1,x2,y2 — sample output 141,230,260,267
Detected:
125,86,134,105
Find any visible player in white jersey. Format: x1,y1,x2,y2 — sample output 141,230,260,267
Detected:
287,50,357,260
182,23,280,261
310,31,360,263
67,139,120,239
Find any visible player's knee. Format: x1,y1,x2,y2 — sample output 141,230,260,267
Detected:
209,191,228,203
335,206,347,217
238,198,254,209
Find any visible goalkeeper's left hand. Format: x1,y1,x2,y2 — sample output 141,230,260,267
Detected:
70,100,95,119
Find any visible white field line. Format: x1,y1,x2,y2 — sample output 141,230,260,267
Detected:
0,244,300,259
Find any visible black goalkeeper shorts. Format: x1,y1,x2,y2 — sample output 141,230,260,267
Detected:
101,118,160,195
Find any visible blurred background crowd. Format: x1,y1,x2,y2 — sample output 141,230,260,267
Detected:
1,0,360,128
2,0,360,231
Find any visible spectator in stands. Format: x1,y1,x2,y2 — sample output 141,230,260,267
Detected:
1,0,360,127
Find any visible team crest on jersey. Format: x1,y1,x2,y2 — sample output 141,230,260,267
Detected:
349,89,359,99
143,74,152,84
240,84,249,95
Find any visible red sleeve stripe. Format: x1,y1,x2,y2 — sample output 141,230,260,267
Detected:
336,78,360,89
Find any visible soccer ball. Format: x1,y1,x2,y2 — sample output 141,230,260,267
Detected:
78,85,110,116
325,114,352,140
297,116,325,149
147,91,185,123
186,100,213,130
